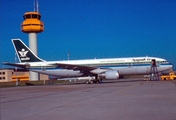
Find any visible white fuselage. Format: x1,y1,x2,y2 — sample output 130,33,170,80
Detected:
10,39,173,80
20,56,172,77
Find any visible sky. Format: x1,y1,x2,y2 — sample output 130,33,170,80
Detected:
0,0,176,69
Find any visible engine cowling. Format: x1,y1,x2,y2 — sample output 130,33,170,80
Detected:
105,70,119,80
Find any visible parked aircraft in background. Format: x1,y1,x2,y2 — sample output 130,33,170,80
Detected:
3,39,173,84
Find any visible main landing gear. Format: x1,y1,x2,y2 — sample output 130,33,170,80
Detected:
85,79,100,84
85,75,102,84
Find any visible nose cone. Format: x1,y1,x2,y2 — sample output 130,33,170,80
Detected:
168,63,174,71
171,63,174,69
158,62,174,72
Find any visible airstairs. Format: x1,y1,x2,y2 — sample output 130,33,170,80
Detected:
150,59,160,81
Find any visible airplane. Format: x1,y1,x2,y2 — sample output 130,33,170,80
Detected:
3,39,173,84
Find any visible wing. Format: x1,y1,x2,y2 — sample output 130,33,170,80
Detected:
53,63,109,75
54,63,95,70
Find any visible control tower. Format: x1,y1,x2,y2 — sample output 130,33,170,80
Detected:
21,0,44,81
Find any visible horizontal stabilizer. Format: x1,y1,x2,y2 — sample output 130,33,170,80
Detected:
2,62,30,68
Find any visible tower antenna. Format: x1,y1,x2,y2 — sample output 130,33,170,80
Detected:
34,0,39,12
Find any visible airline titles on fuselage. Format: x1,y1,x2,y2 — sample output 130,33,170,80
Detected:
99,58,151,64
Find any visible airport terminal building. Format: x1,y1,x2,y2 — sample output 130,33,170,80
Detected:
0,69,48,82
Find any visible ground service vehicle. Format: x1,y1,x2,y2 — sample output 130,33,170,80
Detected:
161,72,176,80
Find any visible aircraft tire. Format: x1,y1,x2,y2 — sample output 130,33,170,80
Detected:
85,80,89,84
90,80,94,84
96,80,100,84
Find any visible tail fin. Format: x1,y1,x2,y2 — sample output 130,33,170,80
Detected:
12,39,44,63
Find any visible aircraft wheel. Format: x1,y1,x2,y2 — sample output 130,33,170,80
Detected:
85,80,89,84
90,80,94,84
96,80,100,84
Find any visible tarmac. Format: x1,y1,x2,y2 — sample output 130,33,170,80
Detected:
1,79,176,120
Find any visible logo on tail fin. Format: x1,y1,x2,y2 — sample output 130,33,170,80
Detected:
18,48,30,61
12,39,45,62
18,49,28,57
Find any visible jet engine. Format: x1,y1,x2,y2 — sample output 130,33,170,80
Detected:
99,70,119,80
